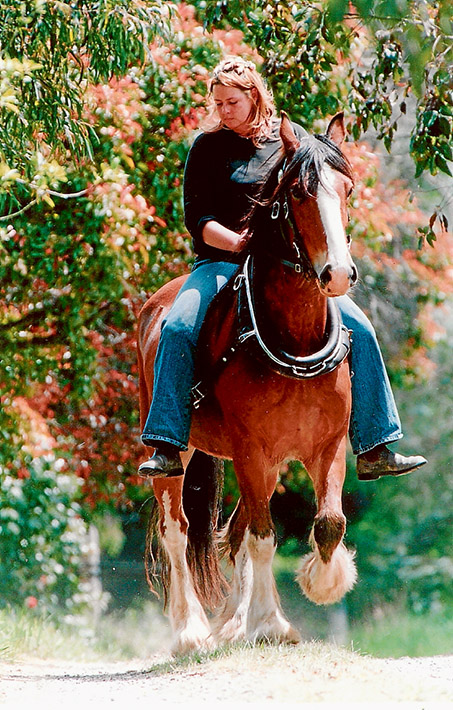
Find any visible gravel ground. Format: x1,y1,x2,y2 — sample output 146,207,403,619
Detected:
0,652,452,709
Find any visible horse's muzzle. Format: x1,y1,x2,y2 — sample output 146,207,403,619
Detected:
319,262,358,295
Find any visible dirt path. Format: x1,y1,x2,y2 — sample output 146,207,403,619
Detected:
1,647,452,708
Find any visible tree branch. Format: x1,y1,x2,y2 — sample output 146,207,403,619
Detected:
0,199,38,221
0,300,117,344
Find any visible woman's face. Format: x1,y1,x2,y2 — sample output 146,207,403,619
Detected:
212,84,256,136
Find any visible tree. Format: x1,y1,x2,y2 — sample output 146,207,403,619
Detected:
0,0,171,215
200,0,452,243
0,4,226,515
0,1,452,613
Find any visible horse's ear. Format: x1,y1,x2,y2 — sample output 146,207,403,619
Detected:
280,111,300,157
326,112,346,146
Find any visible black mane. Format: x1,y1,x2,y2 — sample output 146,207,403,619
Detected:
244,134,354,256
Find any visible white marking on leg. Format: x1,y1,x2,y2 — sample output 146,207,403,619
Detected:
160,491,213,653
246,534,300,644
214,532,253,643
297,541,357,605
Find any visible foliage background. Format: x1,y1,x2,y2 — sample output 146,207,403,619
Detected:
0,0,452,631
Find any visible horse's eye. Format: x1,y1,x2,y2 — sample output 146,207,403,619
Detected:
291,185,303,201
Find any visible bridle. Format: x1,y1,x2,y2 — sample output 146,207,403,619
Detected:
269,190,316,279
267,153,353,285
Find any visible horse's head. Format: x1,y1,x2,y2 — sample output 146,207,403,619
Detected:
277,113,357,297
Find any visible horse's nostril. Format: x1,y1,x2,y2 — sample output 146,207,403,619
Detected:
350,265,358,284
320,264,332,286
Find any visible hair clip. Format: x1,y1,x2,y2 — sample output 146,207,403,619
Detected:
213,58,256,77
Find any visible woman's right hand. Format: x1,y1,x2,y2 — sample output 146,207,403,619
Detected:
202,220,248,253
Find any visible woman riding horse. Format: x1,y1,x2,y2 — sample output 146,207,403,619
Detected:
138,56,426,482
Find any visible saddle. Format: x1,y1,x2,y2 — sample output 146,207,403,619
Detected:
192,255,351,409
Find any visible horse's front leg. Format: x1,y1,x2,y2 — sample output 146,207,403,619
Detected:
212,500,253,644
152,475,214,655
234,453,300,645
297,436,357,605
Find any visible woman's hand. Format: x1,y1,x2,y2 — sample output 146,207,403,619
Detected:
202,220,248,253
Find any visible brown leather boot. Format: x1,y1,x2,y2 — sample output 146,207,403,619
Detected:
357,445,427,481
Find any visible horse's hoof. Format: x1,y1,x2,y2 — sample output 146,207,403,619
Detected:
297,543,357,605
171,619,216,656
171,633,215,656
248,627,301,646
212,615,248,645
246,613,301,646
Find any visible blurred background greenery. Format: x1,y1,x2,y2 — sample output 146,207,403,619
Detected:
0,0,451,660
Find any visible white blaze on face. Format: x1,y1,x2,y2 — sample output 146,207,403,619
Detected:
314,164,350,278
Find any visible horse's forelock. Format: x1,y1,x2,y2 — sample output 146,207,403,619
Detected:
277,135,353,201
244,133,353,250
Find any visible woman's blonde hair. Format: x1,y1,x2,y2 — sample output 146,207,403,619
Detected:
205,56,276,143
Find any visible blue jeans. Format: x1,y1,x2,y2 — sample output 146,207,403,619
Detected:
336,294,402,454
141,260,402,455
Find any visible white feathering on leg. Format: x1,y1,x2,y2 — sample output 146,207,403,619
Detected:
297,542,357,605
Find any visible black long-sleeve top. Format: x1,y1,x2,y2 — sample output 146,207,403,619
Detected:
183,120,307,263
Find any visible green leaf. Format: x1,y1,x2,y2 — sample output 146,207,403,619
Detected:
326,0,349,23
426,229,437,247
434,154,453,176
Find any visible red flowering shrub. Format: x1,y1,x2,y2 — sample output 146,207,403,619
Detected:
0,3,452,613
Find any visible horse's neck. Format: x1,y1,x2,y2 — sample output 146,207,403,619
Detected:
258,261,328,356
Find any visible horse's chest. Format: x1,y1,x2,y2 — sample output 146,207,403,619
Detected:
216,357,350,434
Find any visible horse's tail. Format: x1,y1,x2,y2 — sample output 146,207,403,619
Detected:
218,497,248,562
145,497,167,603
183,449,228,611
144,450,227,611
